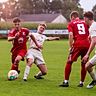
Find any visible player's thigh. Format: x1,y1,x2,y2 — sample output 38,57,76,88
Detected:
16,49,27,61
26,58,34,66
15,55,22,61
26,50,35,66
68,47,80,62
19,49,27,58
81,47,89,59
34,50,45,64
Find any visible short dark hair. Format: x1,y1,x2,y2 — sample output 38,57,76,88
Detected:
70,11,79,18
13,17,21,23
84,11,93,20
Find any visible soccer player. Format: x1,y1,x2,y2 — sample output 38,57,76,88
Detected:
82,11,96,89
23,23,59,81
8,17,40,74
59,11,90,87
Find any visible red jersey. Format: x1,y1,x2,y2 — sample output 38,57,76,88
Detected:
67,18,90,47
8,28,29,53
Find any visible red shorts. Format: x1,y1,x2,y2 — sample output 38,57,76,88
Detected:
67,47,89,63
11,49,27,63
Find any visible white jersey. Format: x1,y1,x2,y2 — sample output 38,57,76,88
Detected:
89,21,96,65
29,32,47,50
89,21,96,38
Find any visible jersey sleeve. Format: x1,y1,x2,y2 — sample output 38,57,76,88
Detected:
8,29,15,37
89,26,96,37
67,23,73,33
25,28,30,36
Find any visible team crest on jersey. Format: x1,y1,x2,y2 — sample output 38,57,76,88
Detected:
18,37,24,43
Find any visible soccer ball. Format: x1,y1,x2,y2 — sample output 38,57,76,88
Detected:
8,70,18,80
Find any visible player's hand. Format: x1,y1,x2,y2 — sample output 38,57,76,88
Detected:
82,54,89,64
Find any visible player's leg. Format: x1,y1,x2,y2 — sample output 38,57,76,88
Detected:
11,55,22,73
86,55,96,88
34,64,47,79
77,62,86,87
34,51,47,79
23,49,34,81
77,49,88,87
23,58,33,81
59,61,73,87
11,49,26,73
59,47,79,87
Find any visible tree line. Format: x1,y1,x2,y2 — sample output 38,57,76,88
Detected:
0,0,96,21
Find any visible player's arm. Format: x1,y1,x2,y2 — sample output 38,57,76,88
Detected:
29,33,42,49
47,37,60,41
8,32,19,41
82,37,96,63
85,37,96,56
88,35,91,43
69,32,74,48
8,37,15,41
67,23,74,48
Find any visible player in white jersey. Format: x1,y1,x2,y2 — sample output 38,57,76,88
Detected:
23,23,59,81
82,11,96,88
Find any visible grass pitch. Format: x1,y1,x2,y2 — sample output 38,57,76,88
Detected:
0,39,96,96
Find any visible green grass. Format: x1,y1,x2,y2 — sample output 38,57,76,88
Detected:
0,39,96,96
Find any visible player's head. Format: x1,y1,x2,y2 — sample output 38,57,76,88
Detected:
13,17,21,30
83,11,94,25
37,23,47,34
70,11,79,20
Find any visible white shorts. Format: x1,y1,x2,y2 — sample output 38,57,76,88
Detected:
89,54,96,65
26,48,45,65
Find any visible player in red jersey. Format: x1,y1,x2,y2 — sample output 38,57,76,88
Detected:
8,17,40,74
59,11,90,87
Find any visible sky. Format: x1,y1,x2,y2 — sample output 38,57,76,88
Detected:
0,0,8,3
0,0,96,11
79,0,96,11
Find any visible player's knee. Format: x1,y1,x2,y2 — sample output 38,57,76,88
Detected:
27,59,33,66
42,72,47,75
42,70,47,75
14,59,19,65
27,64,32,67
85,62,91,71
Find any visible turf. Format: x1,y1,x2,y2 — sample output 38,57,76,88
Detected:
0,39,96,96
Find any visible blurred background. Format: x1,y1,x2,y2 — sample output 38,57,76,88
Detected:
0,0,96,38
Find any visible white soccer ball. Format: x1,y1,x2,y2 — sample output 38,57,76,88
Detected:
8,70,18,80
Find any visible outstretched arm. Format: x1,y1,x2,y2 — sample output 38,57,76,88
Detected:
47,37,60,41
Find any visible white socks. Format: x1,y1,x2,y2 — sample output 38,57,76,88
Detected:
64,80,68,83
23,65,30,79
36,71,43,77
80,81,84,84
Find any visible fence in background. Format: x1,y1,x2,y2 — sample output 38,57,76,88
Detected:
0,29,68,39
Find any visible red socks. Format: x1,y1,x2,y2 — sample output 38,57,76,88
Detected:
64,63,72,80
11,64,18,71
81,64,87,82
